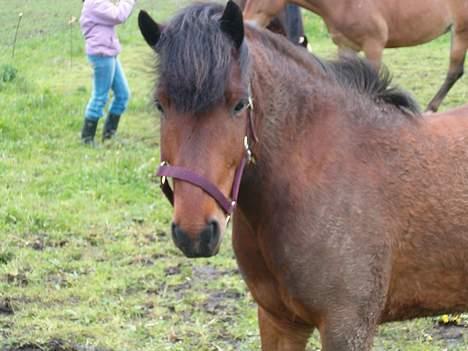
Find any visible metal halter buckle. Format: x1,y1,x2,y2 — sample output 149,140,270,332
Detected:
160,161,168,185
244,136,253,163
225,200,236,226
248,96,254,110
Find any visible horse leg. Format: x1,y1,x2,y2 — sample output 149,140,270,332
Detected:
258,306,312,351
426,27,468,112
316,250,389,351
338,46,359,59
362,40,384,69
319,309,378,351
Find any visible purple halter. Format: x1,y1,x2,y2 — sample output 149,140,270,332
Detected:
156,97,258,218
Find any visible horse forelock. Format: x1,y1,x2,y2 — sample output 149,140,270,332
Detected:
155,2,250,114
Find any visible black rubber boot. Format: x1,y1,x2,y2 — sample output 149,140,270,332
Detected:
81,118,98,145
102,113,121,141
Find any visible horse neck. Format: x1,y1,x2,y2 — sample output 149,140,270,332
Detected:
246,30,329,140
238,34,348,226
237,29,421,230
246,30,349,155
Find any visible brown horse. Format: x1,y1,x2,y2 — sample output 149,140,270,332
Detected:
236,0,308,47
243,0,468,112
138,1,468,350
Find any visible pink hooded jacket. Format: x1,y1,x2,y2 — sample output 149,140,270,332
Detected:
80,0,136,56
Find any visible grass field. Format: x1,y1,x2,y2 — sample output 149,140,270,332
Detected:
0,1,467,350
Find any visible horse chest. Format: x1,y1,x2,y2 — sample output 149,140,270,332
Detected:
233,223,323,325
233,227,286,308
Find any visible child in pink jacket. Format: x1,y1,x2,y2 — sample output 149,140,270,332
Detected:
79,0,137,144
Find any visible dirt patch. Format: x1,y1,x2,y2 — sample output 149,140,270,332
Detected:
166,281,192,300
191,265,239,285
0,320,12,340
46,273,71,289
192,265,223,280
143,232,157,242
131,217,145,225
0,299,14,315
24,233,68,251
151,253,166,259
2,340,111,351
433,323,467,347
0,251,14,265
128,255,155,266
156,230,167,239
29,236,45,251
157,264,245,316
202,289,243,315
164,264,181,276
5,272,28,287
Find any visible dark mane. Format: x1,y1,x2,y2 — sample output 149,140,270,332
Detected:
155,3,249,113
246,26,421,117
325,56,421,115
155,2,419,117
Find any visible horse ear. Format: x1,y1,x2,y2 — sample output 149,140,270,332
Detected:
138,10,161,48
219,0,244,49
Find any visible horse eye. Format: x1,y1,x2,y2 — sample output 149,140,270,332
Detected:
155,100,165,114
233,100,247,115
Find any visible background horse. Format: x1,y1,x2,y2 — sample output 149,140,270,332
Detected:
139,1,468,350
236,0,308,47
243,0,468,112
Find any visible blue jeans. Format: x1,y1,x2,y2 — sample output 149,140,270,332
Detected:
85,55,130,121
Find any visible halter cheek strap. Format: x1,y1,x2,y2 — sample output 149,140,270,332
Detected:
156,98,257,217
157,156,247,214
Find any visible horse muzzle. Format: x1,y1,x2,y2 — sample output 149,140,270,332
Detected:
171,220,221,258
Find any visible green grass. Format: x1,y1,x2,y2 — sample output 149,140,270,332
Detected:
0,1,467,350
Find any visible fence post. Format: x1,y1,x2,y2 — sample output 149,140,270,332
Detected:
68,16,77,67
12,12,23,58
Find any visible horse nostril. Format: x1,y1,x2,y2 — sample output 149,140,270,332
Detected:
209,219,220,242
171,222,195,255
171,222,178,241
200,220,220,248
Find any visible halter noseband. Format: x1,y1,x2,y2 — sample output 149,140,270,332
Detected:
156,95,257,221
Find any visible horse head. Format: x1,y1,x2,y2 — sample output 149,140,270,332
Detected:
139,1,254,258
